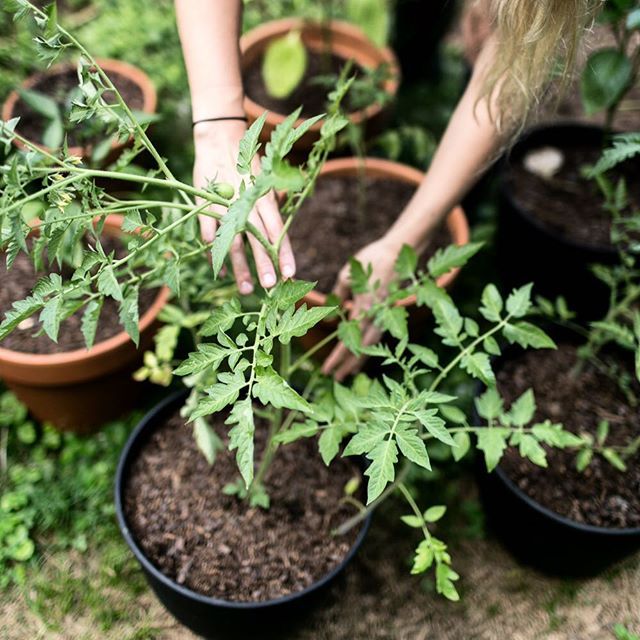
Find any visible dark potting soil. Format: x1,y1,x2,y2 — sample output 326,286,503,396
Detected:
289,175,451,293
15,67,144,148
0,235,158,354
497,344,640,529
123,410,363,602
243,51,364,119
507,143,640,249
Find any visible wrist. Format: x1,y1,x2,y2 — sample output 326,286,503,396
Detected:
193,118,248,147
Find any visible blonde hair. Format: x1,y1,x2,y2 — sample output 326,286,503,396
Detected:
480,0,604,131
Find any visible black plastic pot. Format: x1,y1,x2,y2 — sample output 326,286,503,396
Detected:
497,122,619,320
115,390,372,640
477,462,640,577
473,349,640,577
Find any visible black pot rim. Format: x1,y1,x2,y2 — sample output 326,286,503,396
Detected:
115,388,373,611
500,120,618,257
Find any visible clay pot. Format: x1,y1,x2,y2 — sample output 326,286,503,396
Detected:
0,215,170,433
240,18,399,151
297,157,470,355
2,58,157,162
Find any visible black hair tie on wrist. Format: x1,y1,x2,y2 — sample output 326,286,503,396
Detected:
192,116,248,127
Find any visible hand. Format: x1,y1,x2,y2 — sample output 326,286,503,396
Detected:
322,235,404,382
193,120,296,294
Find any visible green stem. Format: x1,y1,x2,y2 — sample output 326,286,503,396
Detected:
398,482,431,542
288,329,339,374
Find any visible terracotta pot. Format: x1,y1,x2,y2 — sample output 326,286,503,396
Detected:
2,58,157,162
240,19,400,151
297,157,470,355
0,215,170,433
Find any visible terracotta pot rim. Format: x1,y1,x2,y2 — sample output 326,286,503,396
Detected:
1,58,158,158
240,18,400,132
300,157,469,311
0,214,170,369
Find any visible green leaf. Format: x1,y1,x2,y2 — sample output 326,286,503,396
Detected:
237,112,267,175
476,428,509,472
199,299,242,336
191,372,247,419
461,351,495,385
273,421,319,444
452,432,471,461
602,448,627,472
365,438,398,503
411,539,434,574
439,405,466,424
345,0,390,46
508,389,536,427
343,421,388,456
394,244,417,280
97,264,123,302
378,306,408,340
427,242,483,278
432,297,463,343
480,284,503,322
424,505,446,523
275,304,334,343
401,514,424,528
42,117,64,149
436,562,460,602
273,279,316,309
408,344,439,368
174,344,227,376
39,296,61,342
0,295,44,341
576,447,594,472
581,48,632,115
81,299,102,349
17,88,59,120
475,387,503,420
319,425,344,465
503,322,556,349
518,434,547,467
338,319,362,353
531,421,583,448
119,287,140,346
396,423,431,470
252,366,312,413
506,284,533,318
226,398,255,489
262,31,308,99
413,410,454,446
193,419,223,465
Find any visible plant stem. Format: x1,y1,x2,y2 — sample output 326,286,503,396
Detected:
288,329,339,374
398,482,431,542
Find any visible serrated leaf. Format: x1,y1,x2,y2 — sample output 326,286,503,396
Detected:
411,539,434,574
119,286,140,346
365,438,398,503
408,344,439,368
479,284,503,322
394,244,417,280
174,343,227,376
226,398,255,488
427,242,483,278
475,387,503,420
193,418,223,465
503,322,556,349
396,423,431,470
506,284,533,317
477,428,509,472
276,304,334,343
191,372,247,419
319,425,344,465
39,295,61,342
97,264,123,302
508,389,536,427
378,306,408,340
343,421,388,456
518,434,547,467
0,296,44,341
252,366,311,413
81,298,102,349
413,410,454,445
199,299,242,336
273,279,315,309
461,351,495,385
237,112,267,175
338,319,362,353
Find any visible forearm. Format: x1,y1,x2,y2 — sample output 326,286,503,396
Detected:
175,0,244,125
385,37,503,252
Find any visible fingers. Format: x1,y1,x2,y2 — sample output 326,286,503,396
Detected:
257,194,296,279
198,211,217,244
247,210,277,289
324,322,382,382
333,263,351,302
230,234,254,295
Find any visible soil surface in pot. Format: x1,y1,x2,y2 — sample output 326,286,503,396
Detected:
497,344,640,528
123,409,363,602
243,51,370,119
506,143,640,249
0,235,158,354
289,175,450,293
14,67,144,148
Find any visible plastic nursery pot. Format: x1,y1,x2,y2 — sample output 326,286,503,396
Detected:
0,215,170,434
240,18,400,152
115,390,372,640
473,352,640,578
2,58,157,163
297,156,470,356
497,122,619,320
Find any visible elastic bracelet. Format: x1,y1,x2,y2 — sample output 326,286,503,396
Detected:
192,116,248,127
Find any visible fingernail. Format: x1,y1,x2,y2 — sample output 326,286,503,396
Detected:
262,273,276,288
239,281,253,295
282,264,295,278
